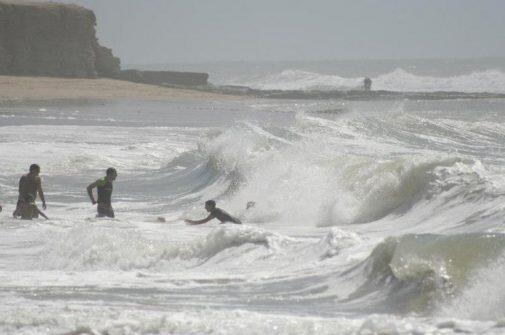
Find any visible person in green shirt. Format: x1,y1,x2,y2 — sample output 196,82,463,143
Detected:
87,167,117,218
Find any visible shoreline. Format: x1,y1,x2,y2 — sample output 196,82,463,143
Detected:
0,75,242,105
2,75,504,107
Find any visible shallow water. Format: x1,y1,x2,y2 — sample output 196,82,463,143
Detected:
2,98,505,334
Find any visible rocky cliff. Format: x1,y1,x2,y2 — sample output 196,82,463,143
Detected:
0,0,120,78
116,69,209,87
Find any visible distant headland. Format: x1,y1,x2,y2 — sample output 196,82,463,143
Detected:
1,1,503,104
0,0,208,87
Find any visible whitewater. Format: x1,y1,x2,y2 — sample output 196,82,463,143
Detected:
2,94,505,333
157,58,505,94
225,68,505,93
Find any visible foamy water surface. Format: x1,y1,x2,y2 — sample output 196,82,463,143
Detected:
2,98,505,334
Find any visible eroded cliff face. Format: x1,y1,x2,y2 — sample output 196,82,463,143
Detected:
0,1,120,78
116,69,209,87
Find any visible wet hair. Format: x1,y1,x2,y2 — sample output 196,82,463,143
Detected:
106,167,117,176
205,200,216,208
29,164,40,173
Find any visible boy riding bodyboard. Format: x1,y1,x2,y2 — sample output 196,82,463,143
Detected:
185,200,241,225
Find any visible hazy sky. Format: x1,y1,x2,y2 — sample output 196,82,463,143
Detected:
55,0,505,65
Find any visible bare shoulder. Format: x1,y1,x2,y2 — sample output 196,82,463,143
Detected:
35,175,42,184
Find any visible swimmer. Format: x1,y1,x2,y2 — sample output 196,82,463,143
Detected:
87,167,117,218
185,200,241,225
13,164,47,218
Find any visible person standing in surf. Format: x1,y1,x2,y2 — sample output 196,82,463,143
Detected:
13,163,47,219
363,77,372,91
185,200,241,225
87,167,117,218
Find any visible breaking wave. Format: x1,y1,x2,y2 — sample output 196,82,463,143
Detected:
38,225,291,271
192,115,501,228
336,233,505,314
239,68,505,93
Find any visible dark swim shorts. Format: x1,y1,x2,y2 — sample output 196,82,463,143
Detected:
97,203,115,218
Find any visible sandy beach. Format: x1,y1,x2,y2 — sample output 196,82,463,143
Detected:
0,75,238,104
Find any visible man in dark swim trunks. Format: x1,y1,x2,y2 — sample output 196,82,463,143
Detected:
87,167,117,218
20,194,49,220
185,200,241,225
13,164,47,219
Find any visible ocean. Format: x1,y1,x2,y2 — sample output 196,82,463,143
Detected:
135,57,505,93
2,59,505,334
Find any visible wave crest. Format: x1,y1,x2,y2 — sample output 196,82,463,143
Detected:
38,225,289,271
344,233,505,313
240,68,505,93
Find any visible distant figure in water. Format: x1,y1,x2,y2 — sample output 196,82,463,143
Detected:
185,200,242,225
13,164,47,220
363,77,372,91
87,167,117,218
